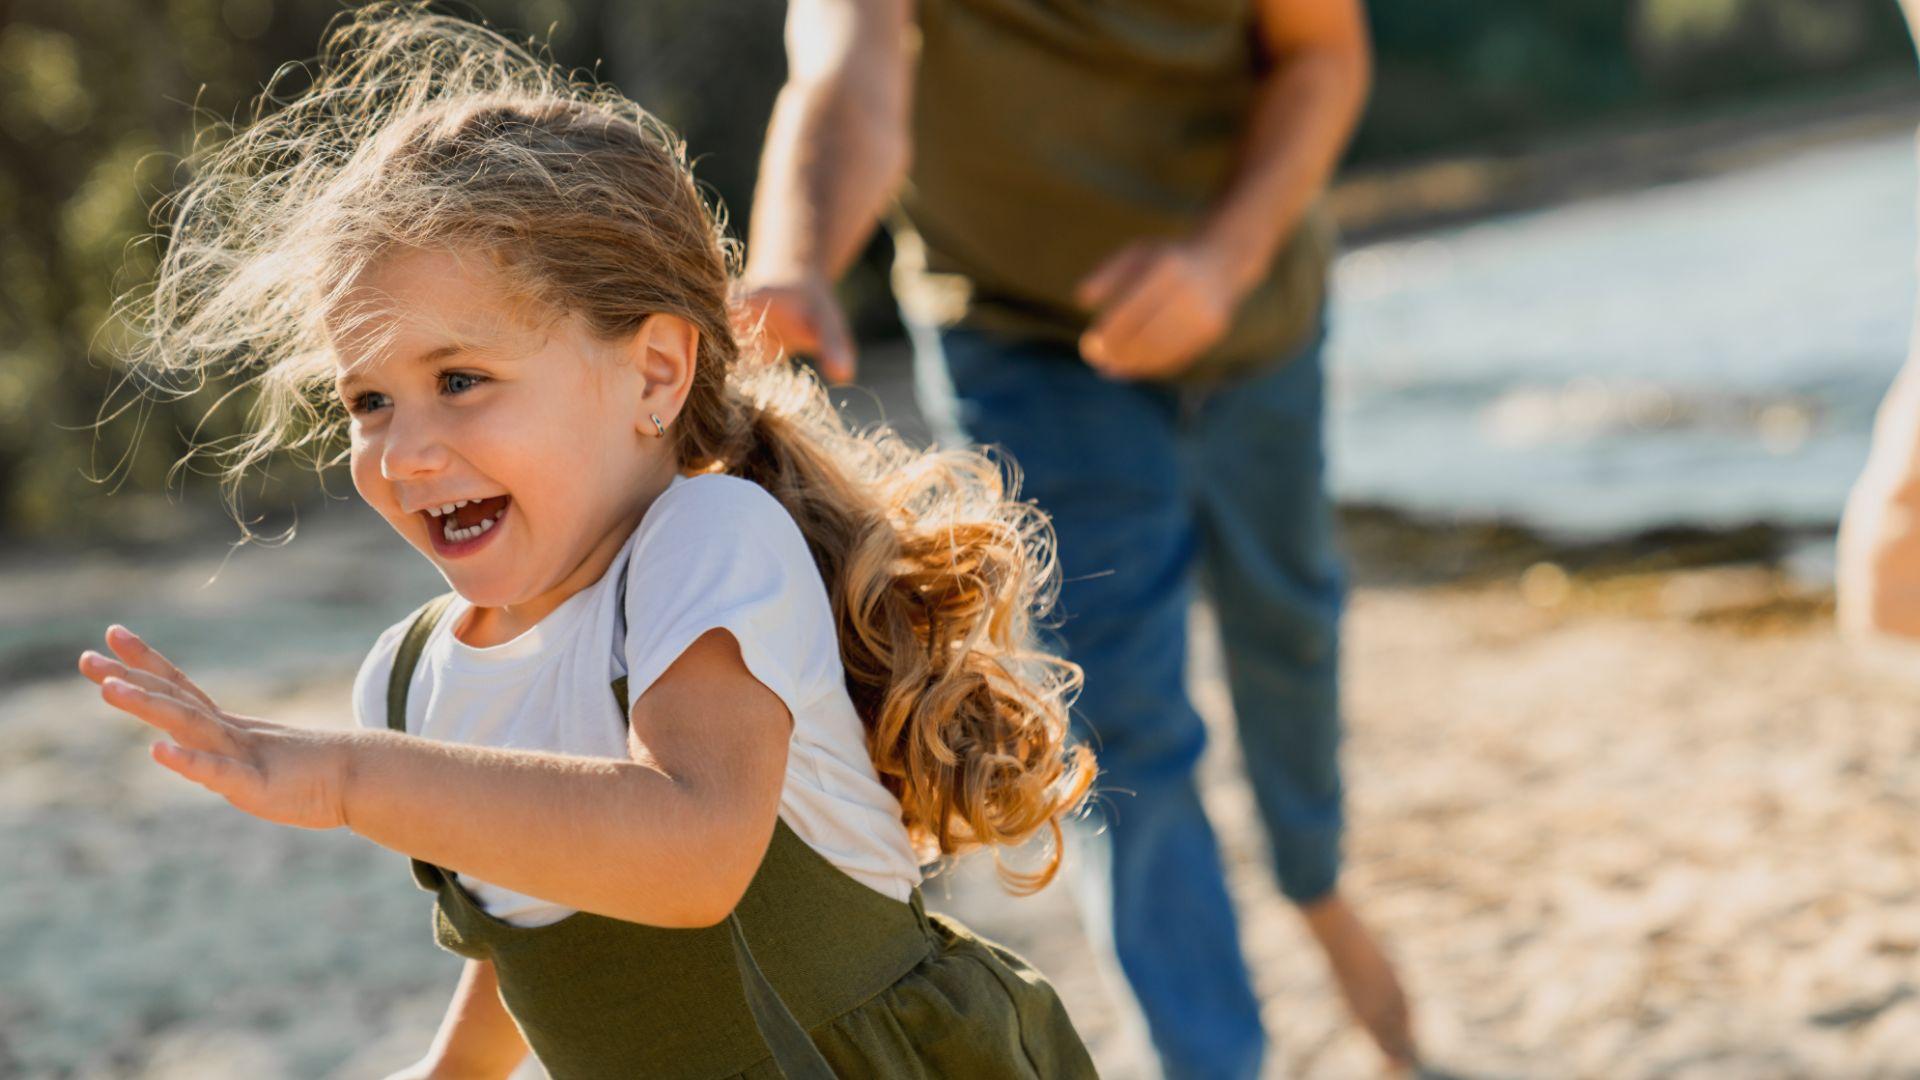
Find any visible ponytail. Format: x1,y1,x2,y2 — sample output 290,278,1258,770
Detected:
677,363,1094,892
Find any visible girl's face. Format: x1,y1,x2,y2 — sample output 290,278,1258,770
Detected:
331,247,683,621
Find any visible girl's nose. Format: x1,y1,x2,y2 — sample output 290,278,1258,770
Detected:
379,410,452,481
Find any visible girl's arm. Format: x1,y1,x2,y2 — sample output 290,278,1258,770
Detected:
387,960,528,1080
79,625,791,929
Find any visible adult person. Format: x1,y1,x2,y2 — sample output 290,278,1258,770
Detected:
738,0,1418,1074
1839,0,1920,638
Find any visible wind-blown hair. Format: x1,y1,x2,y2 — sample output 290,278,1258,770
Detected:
116,2,1094,890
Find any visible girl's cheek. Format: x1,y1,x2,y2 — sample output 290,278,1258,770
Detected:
346,441,386,507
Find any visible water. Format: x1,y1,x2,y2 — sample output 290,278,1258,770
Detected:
1327,129,1918,539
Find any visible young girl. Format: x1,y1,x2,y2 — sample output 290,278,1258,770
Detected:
76,6,1098,1077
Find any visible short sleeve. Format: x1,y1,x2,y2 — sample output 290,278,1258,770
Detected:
350,619,409,733
619,476,839,722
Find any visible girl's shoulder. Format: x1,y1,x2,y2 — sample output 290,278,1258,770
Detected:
639,474,807,556
650,472,790,524
619,473,838,706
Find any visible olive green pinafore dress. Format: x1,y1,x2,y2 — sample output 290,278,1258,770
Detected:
386,592,1098,1079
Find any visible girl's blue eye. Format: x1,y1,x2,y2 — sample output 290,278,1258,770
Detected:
442,371,487,395
346,372,487,416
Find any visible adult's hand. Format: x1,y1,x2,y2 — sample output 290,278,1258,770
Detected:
733,274,859,385
1073,239,1243,380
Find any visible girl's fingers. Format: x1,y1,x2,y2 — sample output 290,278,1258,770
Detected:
79,652,179,698
77,650,115,685
151,741,264,803
102,626,220,712
85,655,263,735
101,677,237,756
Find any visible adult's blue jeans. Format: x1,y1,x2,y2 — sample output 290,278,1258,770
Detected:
909,320,1347,1080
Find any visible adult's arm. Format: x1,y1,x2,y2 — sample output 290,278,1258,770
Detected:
737,0,915,382
1200,0,1372,295
1077,0,1372,379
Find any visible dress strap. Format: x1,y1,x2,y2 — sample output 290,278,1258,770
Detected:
608,548,832,1077
730,916,839,1080
611,555,632,722
386,591,459,892
385,592,457,734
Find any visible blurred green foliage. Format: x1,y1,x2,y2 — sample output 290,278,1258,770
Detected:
1357,0,1912,158
0,0,1912,542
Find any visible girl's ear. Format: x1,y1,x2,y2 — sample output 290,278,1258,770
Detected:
627,313,700,428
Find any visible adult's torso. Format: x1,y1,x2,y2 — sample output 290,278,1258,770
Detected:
893,0,1335,377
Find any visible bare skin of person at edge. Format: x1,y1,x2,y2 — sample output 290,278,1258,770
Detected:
1840,0,1920,641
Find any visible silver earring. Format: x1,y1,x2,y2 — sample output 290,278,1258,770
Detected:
651,413,668,438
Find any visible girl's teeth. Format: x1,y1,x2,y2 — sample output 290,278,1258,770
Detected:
440,506,504,544
430,498,495,518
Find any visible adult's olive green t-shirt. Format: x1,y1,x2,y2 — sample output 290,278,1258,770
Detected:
890,0,1335,381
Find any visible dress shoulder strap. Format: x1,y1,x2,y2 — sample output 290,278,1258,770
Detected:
385,592,459,734
606,554,833,1075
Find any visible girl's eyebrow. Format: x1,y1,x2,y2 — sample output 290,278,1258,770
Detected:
336,342,469,394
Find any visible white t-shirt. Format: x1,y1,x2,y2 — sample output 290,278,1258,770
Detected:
350,473,923,927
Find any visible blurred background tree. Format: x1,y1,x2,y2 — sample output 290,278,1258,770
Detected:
0,0,1911,543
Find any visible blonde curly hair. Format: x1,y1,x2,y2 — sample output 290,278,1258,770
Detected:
115,2,1094,891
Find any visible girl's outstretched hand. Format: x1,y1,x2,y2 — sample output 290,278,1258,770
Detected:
78,625,352,831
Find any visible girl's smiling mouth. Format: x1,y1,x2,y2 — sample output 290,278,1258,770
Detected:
423,494,511,558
